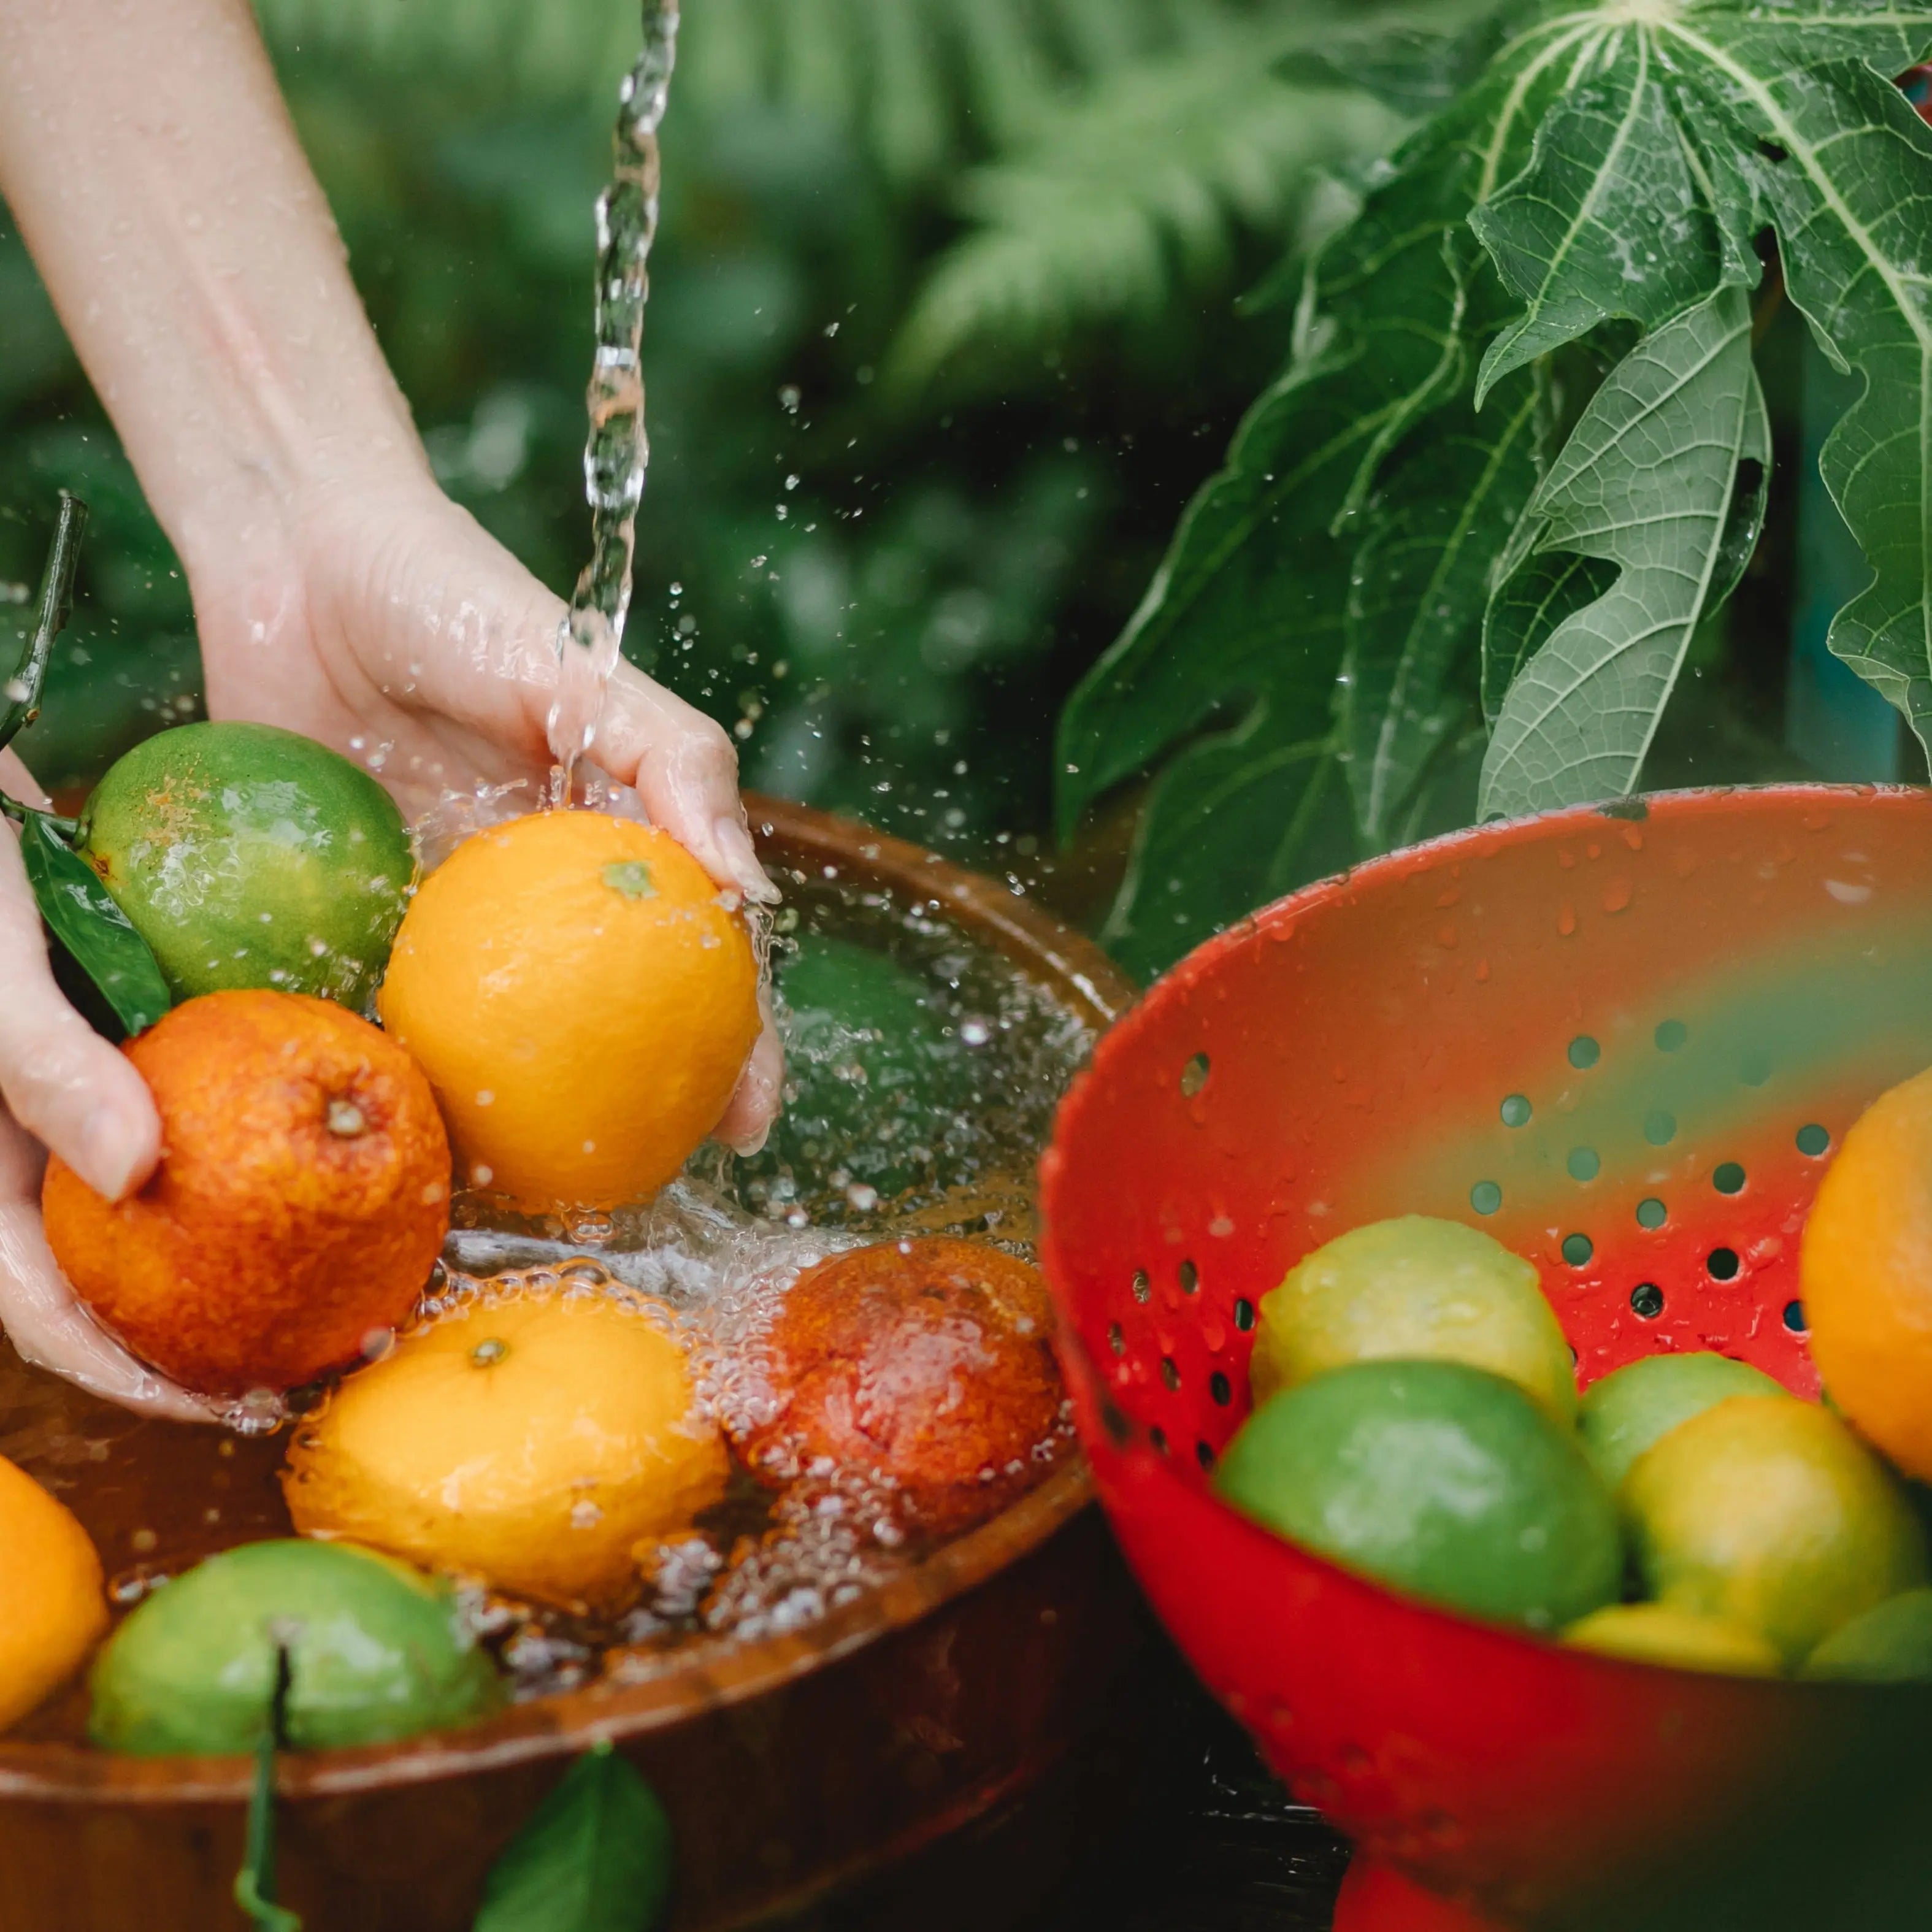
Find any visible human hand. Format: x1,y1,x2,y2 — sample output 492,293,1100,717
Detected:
0,749,213,1419
188,464,784,1153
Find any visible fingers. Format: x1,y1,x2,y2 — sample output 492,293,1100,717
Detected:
586,664,778,906
0,791,161,1202
713,983,783,1155
0,1114,213,1422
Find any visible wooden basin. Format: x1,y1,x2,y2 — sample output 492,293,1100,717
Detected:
0,797,1140,1932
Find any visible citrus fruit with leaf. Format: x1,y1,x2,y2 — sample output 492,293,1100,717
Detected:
284,1288,729,1612
1250,1217,1576,1421
1625,1395,1929,1666
1801,1065,1932,1482
77,721,413,1009
89,1539,502,1755
1800,1588,1932,1684
1214,1359,1620,1631
0,1455,107,1731
378,810,759,1212
1561,1603,1781,1676
43,990,450,1396
1579,1352,1790,1497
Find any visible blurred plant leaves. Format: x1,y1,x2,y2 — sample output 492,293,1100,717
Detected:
1478,287,1769,818
473,1743,672,1932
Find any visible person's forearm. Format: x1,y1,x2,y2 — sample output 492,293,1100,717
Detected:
0,0,426,580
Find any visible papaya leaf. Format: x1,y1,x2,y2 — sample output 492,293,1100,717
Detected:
15,811,172,1037
1,492,87,754
473,1742,673,1932
1478,286,1769,819
1057,15,1591,970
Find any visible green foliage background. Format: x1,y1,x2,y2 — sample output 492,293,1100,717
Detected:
0,0,1395,877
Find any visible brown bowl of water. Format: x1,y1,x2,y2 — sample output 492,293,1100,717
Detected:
0,797,1139,1932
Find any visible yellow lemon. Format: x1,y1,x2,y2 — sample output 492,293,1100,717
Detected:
378,810,759,1211
1251,1216,1576,1422
0,1455,108,1730
283,1290,729,1612
1562,1603,1782,1677
1625,1395,1928,1667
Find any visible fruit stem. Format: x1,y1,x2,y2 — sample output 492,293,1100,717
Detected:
0,793,80,840
325,1098,367,1139
1,491,88,756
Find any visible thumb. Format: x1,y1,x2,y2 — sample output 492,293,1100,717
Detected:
0,816,161,1200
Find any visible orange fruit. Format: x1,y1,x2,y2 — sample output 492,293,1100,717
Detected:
0,1454,108,1731
735,1238,1064,1533
378,811,760,1212
1802,1067,1932,1480
44,991,450,1397
283,1287,729,1612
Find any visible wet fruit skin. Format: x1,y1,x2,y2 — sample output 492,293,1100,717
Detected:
43,991,450,1397
736,1238,1064,1535
1801,1064,1932,1482
378,810,760,1213
1561,1603,1781,1677
0,1455,108,1732
1214,1359,1622,1632
1625,1395,1930,1667
284,1289,729,1613
1579,1352,1791,1498
78,721,413,1010
88,1539,503,1755
1251,1216,1577,1422
1800,1587,1932,1683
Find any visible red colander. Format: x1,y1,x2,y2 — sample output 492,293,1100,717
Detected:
1040,786,1932,1932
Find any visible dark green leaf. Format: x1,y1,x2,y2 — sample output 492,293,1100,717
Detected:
1,493,86,754
15,811,171,1035
473,1743,673,1932
1478,286,1769,818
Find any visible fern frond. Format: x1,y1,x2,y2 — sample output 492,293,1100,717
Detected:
887,38,1402,392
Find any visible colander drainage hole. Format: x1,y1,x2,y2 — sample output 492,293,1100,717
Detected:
1160,1355,1181,1391
1108,1322,1125,1357
1233,1297,1255,1332
1149,1425,1169,1455
1644,1110,1677,1146
1209,1371,1233,1406
1714,1161,1746,1195
1784,1300,1808,1333
1181,1051,1209,1097
1178,1259,1199,1294
1567,1146,1600,1183
1796,1123,1831,1157
1196,1440,1216,1473
1132,1269,1151,1304
1569,1035,1601,1070
1708,1247,1741,1281
1562,1233,1593,1267
1655,1019,1689,1052
1636,1198,1668,1230
1470,1181,1503,1216
1631,1282,1665,1319
1501,1094,1533,1127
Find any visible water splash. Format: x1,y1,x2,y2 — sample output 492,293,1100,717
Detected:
548,0,681,795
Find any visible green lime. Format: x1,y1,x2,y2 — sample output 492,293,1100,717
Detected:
77,722,413,1010
89,1539,502,1755
1251,1217,1576,1421
1801,1588,1932,1683
1580,1352,1791,1497
1213,1359,1621,1631
1562,1602,1781,1676
1627,1396,1930,1667
756,934,967,1200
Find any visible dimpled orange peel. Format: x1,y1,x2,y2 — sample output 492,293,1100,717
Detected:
377,810,761,1212
0,1455,108,1731
283,1287,730,1612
